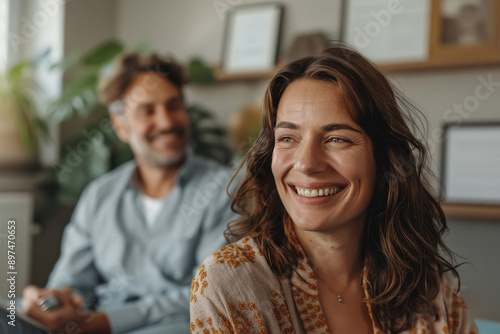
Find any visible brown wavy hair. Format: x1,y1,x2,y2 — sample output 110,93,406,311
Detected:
99,53,186,107
228,44,458,332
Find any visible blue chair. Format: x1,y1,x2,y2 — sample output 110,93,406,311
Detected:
475,318,500,334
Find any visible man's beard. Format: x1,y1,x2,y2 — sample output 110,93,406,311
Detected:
128,129,187,168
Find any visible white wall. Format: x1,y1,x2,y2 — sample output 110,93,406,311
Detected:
64,0,117,55
445,219,500,320
117,0,341,64
116,0,342,125
60,0,117,143
70,0,499,321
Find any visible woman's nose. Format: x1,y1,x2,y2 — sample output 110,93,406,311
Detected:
293,139,328,175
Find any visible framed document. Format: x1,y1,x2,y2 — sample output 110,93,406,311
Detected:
341,0,431,64
222,3,283,73
441,122,500,204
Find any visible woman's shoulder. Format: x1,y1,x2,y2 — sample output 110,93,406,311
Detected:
407,273,478,334
205,237,265,272
190,238,295,333
193,237,273,280
437,273,460,299
191,237,277,302
434,273,469,311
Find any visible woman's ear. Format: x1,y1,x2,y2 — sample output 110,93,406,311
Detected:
111,114,129,143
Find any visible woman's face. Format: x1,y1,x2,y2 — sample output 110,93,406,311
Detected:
271,79,376,234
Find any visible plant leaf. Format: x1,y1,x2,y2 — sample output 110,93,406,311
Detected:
56,137,110,205
12,94,38,153
49,74,99,121
8,61,30,83
31,48,51,67
131,42,150,54
49,52,80,71
187,58,215,83
72,95,87,117
83,40,124,66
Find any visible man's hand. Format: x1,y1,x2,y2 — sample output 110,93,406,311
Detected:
21,285,45,311
22,285,83,311
21,286,111,334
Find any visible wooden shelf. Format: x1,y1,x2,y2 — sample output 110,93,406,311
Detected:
441,203,500,220
380,55,500,73
210,48,500,82
212,66,280,83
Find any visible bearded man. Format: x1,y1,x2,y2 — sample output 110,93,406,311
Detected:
19,54,239,334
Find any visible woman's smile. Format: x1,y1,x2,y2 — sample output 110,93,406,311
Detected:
287,183,348,207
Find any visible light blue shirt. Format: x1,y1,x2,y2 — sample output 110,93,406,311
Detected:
47,156,240,333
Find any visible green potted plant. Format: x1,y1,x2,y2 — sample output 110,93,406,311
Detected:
0,55,49,168
39,39,130,205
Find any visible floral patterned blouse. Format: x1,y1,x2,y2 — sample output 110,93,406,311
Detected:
190,237,478,333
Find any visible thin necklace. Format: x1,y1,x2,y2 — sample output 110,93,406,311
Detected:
314,266,363,303
315,273,349,303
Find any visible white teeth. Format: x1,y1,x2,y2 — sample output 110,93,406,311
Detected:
329,187,339,194
295,186,342,198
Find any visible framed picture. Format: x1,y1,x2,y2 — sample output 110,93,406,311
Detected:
441,122,500,205
429,0,500,66
341,0,432,64
440,0,492,46
222,3,283,73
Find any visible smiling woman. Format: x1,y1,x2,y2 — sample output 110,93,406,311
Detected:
189,44,478,334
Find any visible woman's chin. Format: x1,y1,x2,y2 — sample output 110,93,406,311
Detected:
291,218,335,233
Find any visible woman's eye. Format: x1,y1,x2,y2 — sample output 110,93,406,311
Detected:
328,137,347,143
277,137,294,143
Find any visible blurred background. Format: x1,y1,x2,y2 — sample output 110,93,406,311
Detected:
0,0,499,324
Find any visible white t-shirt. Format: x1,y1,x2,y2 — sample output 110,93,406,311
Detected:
140,195,165,227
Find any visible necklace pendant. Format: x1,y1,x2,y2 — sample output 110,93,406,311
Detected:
337,295,342,303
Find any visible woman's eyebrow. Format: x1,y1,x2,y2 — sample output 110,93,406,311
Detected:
274,121,362,134
322,123,362,133
275,121,299,130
